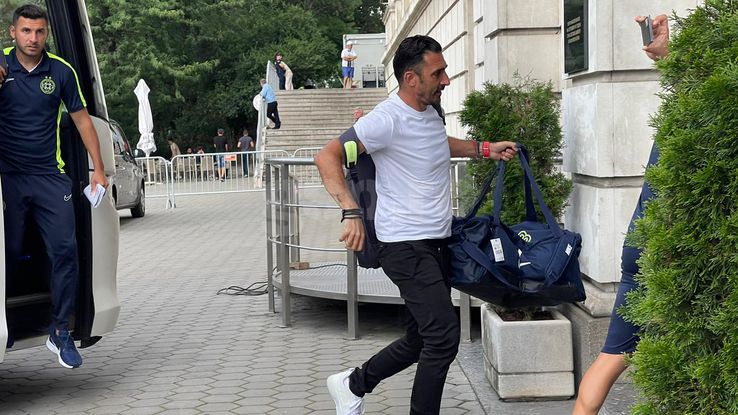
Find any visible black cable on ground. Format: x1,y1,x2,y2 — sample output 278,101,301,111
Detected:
218,264,348,296
217,282,268,296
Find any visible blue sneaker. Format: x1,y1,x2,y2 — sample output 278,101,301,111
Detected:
46,329,82,368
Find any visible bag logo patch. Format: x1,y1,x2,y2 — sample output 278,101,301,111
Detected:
518,230,532,243
40,76,56,95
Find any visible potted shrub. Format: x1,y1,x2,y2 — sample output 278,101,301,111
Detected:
459,78,574,400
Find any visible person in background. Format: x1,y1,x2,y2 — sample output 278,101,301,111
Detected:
572,14,670,415
275,53,294,90
316,35,517,415
168,138,182,179
274,52,286,90
168,138,181,158
213,128,228,182
195,146,205,179
341,41,357,89
260,78,281,129
352,107,364,123
237,129,255,177
0,4,109,369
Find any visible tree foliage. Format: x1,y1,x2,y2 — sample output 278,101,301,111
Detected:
622,1,738,413
86,0,382,154
458,79,572,225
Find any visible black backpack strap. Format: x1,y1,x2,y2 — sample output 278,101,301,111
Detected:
432,103,446,125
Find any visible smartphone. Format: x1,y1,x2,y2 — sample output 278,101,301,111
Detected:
639,16,653,46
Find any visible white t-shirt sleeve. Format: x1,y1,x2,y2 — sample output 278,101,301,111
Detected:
353,108,393,154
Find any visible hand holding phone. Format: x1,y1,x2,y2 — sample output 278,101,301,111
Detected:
636,15,670,61
639,16,654,46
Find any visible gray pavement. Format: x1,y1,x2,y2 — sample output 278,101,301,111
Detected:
0,189,627,414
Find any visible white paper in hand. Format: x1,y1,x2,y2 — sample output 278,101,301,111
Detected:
83,183,106,208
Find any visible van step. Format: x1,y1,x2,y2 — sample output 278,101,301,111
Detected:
6,293,51,308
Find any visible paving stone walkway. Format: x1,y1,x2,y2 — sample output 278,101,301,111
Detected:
0,189,628,414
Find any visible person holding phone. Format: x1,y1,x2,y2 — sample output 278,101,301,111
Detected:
572,14,670,415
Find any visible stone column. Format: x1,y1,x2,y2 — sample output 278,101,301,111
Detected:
483,0,562,91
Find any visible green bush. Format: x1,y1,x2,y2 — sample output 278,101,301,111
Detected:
458,78,571,224
622,2,738,413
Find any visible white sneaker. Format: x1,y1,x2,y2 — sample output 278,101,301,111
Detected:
327,368,365,415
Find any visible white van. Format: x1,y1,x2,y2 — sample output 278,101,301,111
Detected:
0,0,120,361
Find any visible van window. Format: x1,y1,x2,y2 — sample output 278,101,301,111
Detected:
111,127,124,155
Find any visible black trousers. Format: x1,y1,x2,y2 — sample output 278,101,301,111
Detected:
266,101,281,128
349,239,460,415
2,174,79,331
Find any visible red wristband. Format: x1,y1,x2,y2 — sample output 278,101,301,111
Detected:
482,141,490,159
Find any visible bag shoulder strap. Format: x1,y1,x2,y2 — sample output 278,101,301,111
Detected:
491,144,562,235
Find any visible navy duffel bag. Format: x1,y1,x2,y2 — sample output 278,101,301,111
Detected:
448,146,586,307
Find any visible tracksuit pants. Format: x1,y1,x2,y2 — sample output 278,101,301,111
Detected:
2,173,78,331
349,239,461,415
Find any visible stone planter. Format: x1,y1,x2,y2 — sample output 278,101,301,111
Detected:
481,303,574,400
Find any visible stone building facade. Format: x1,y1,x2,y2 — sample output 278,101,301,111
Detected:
382,0,700,382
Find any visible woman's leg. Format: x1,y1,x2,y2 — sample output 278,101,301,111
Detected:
572,352,628,415
573,246,642,415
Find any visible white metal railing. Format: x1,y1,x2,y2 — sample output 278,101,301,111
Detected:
264,156,472,339
290,147,324,187
136,156,174,207
136,150,290,207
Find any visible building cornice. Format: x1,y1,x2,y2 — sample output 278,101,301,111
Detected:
382,0,433,65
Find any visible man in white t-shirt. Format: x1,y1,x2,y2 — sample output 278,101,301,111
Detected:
341,41,357,89
316,35,517,415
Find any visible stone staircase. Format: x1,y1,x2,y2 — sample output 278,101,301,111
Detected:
264,88,387,155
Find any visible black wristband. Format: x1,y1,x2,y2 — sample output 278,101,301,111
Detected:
341,208,363,222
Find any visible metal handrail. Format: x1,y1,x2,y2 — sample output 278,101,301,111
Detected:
254,60,280,184
264,156,472,340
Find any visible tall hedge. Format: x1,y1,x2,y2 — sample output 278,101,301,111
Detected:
623,2,738,413
458,79,571,224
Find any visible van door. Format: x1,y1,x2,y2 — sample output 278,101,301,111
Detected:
46,0,119,345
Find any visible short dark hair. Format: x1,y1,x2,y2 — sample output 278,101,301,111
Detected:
217,128,224,135
393,35,443,85
13,4,48,25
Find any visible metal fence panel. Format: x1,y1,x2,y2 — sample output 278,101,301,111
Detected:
290,148,324,187
136,156,171,199
170,150,289,196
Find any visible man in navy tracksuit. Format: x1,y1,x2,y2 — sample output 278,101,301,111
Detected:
0,4,108,368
